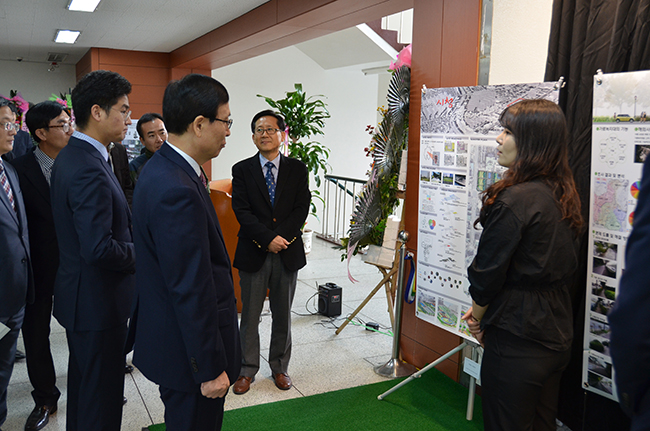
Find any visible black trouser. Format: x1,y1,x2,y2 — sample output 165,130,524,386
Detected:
159,386,225,431
481,326,571,431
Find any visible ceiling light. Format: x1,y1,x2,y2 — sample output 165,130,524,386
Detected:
55,30,81,44
67,0,102,12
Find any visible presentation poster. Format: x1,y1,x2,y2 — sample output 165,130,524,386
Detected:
416,82,559,341
582,70,650,401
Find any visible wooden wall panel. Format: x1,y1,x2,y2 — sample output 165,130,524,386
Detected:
399,0,481,381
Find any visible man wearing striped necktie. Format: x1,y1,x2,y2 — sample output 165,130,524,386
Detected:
0,97,33,430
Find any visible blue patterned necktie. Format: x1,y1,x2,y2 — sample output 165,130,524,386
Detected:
0,160,16,213
265,161,276,206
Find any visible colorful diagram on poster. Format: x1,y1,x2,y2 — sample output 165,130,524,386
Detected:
631,181,640,199
429,219,436,230
629,211,635,226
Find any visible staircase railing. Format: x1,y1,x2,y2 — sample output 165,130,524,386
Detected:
317,174,367,245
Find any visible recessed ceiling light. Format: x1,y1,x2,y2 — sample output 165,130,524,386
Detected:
67,0,102,12
55,30,81,44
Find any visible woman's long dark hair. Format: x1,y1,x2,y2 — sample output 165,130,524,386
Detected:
477,99,583,232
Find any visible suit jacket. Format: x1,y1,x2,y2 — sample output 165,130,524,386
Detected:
0,159,33,316
610,157,650,420
50,135,135,332
231,153,310,273
110,142,134,208
10,150,58,298
132,143,241,392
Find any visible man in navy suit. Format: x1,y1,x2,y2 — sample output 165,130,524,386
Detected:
0,97,33,430
610,157,650,430
11,100,73,431
231,110,310,395
132,74,241,431
50,71,135,431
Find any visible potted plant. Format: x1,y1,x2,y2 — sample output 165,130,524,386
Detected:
258,83,331,253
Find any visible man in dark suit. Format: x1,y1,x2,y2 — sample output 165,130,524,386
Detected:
610,157,650,430
132,74,240,431
50,70,135,431
129,112,167,183
231,110,310,395
0,97,33,430
11,101,73,431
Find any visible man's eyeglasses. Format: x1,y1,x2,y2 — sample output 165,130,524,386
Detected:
111,108,132,120
254,127,281,136
214,118,233,129
1,122,19,132
48,122,74,133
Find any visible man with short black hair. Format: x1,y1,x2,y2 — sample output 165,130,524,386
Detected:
11,100,73,431
50,70,135,431
0,97,33,431
231,109,310,395
132,74,240,431
129,112,167,182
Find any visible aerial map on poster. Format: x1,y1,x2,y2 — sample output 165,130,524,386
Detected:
582,70,650,401
416,82,559,341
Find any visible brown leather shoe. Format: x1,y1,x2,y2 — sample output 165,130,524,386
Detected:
233,376,254,395
273,373,292,390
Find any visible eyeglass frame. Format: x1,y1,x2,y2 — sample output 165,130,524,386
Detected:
254,127,282,136
1,122,19,132
111,107,132,120
212,118,233,129
48,122,74,133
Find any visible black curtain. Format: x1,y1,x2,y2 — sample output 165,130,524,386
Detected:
545,1,650,430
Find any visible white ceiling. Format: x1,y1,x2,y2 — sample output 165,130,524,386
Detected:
0,0,269,65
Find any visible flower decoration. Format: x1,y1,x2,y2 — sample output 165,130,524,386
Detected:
389,44,412,71
1,91,30,130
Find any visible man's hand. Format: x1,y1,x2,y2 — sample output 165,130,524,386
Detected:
200,371,230,398
267,235,289,253
461,307,485,347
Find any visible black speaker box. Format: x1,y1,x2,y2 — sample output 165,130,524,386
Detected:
318,282,342,317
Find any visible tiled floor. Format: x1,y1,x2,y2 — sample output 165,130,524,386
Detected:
4,237,400,431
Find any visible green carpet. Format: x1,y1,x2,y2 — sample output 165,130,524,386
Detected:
148,368,483,431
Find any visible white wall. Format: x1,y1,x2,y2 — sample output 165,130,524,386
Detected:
212,46,385,230
488,0,554,85
0,60,76,104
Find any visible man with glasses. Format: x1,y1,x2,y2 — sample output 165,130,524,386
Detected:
10,101,73,431
131,74,240,431
231,110,310,395
0,97,33,431
50,71,135,431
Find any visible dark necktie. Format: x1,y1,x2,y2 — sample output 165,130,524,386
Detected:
265,161,276,206
0,160,16,213
200,166,210,193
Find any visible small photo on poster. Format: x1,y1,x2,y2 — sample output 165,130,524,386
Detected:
593,241,618,260
635,145,650,163
436,297,459,329
431,171,442,183
431,152,440,167
457,141,468,154
456,154,467,168
589,335,611,356
591,296,615,317
588,371,613,395
416,289,436,317
420,170,431,181
589,317,611,340
454,174,466,187
591,278,616,300
588,354,612,379
592,257,616,279
442,173,454,185
444,154,455,166
444,141,455,152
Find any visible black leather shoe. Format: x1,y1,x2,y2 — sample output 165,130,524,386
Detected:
25,404,57,431
125,364,134,374
15,350,26,361
123,396,127,405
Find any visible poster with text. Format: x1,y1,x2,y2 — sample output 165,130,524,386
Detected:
416,82,559,341
582,69,650,401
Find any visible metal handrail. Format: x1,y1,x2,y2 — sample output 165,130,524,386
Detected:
318,174,367,245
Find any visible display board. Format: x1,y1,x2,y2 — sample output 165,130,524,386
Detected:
416,82,559,341
582,69,650,401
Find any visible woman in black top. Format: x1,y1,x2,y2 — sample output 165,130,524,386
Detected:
462,99,583,431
